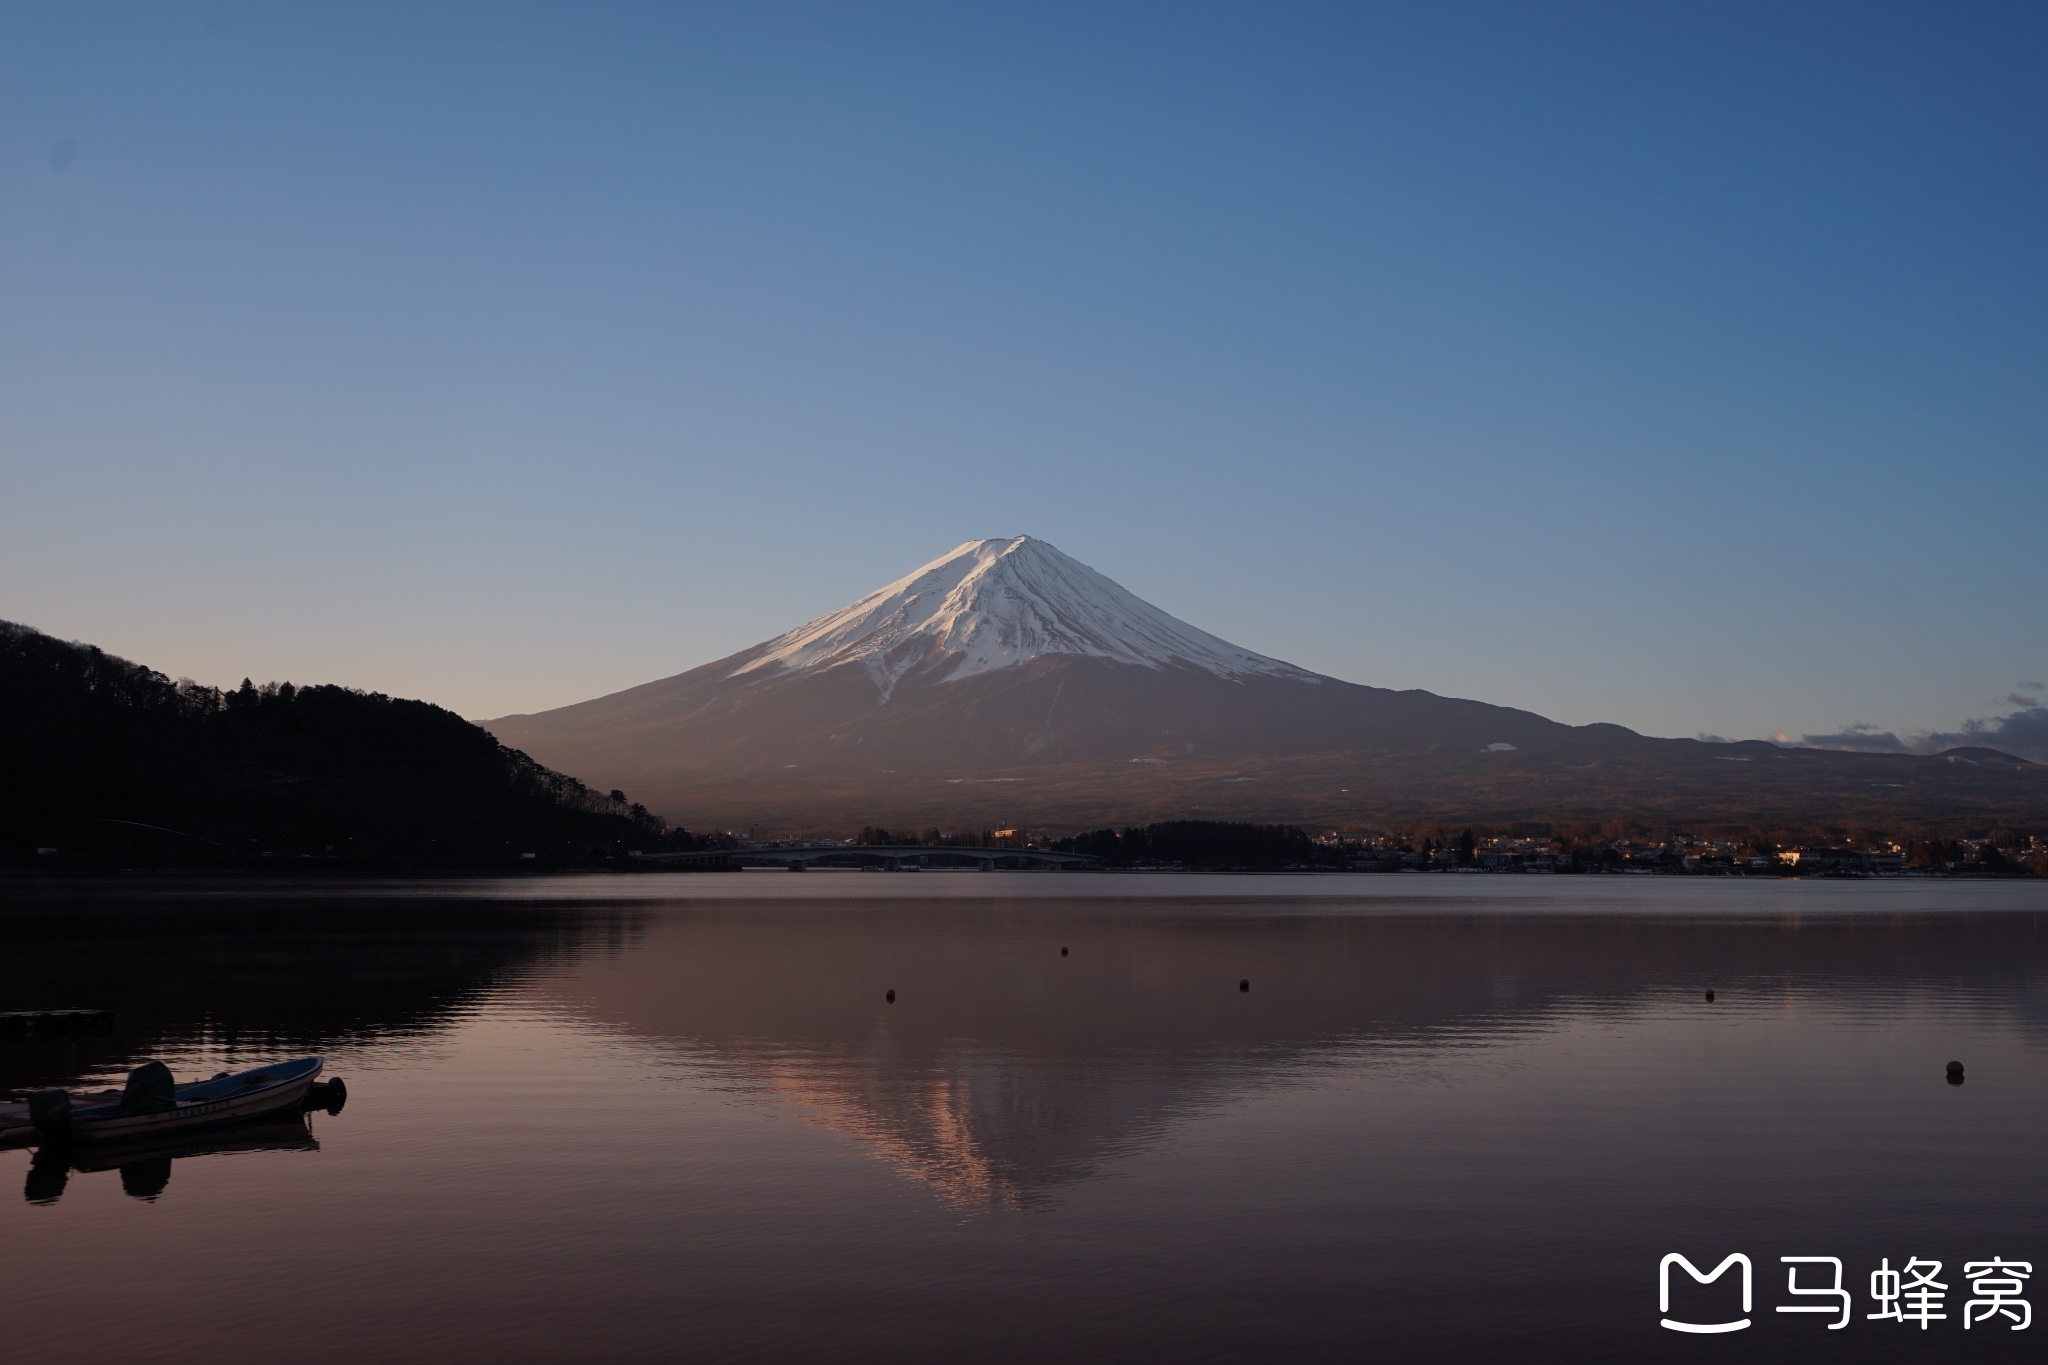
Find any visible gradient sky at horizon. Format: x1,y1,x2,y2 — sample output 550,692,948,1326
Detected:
3,2,2043,747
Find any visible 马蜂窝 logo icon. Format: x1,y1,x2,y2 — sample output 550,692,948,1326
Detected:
1660,1253,1752,1333
1658,1252,2030,1332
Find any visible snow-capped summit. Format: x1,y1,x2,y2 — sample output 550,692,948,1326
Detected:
731,536,1314,700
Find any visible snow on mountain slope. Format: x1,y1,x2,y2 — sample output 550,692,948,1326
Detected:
732,537,1317,700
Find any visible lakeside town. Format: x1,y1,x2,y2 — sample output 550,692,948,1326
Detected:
695,823,2048,877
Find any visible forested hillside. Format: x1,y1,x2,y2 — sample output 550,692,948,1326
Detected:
1,620,680,867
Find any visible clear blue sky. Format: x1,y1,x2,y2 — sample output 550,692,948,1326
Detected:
4,2,2043,751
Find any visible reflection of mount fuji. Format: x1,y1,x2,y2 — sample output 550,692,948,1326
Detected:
530,902,2048,1209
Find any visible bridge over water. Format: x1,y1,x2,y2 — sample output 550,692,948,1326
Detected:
634,844,1099,872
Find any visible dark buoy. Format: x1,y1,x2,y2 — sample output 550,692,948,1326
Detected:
885,989,896,1004
1060,947,1068,957
1704,989,1715,1003
1947,1060,1965,1085
1239,979,1250,993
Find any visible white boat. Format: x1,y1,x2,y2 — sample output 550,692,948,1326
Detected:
0,1057,327,1147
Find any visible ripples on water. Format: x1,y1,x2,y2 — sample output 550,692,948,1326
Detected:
2,874,2046,1363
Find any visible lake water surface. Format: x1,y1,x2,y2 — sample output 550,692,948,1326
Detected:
5,873,2048,1362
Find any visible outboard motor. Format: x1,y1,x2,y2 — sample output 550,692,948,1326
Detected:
27,1088,72,1139
118,1061,176,1115
304,1077,348,1116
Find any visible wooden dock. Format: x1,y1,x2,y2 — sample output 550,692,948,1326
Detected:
0,1010,116,1038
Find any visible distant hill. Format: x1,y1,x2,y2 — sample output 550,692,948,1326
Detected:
1,620,673,866
485,537,2048,834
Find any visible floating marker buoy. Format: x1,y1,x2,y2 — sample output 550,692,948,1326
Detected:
1239,979,1250,993
1061,947,1068,957
1704,989,1715,1002
885,989,896,1004
1947,1060,1964,1078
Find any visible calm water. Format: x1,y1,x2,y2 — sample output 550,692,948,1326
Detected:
5,874,2048,1362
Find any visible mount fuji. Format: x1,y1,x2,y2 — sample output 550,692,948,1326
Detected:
728,536,1316,699
484,537,2038,832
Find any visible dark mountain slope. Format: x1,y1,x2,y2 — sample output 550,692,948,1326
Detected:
491,646,1629,796
1,620,666,865
488,647,2047,834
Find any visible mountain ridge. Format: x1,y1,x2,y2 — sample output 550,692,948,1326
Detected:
484,539,2046,833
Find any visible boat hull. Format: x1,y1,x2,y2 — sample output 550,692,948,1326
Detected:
68,1058,324,1144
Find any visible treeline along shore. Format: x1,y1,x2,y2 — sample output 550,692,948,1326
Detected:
4,620,2042,875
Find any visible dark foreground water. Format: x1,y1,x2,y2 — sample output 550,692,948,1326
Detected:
4,874,2048,1363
